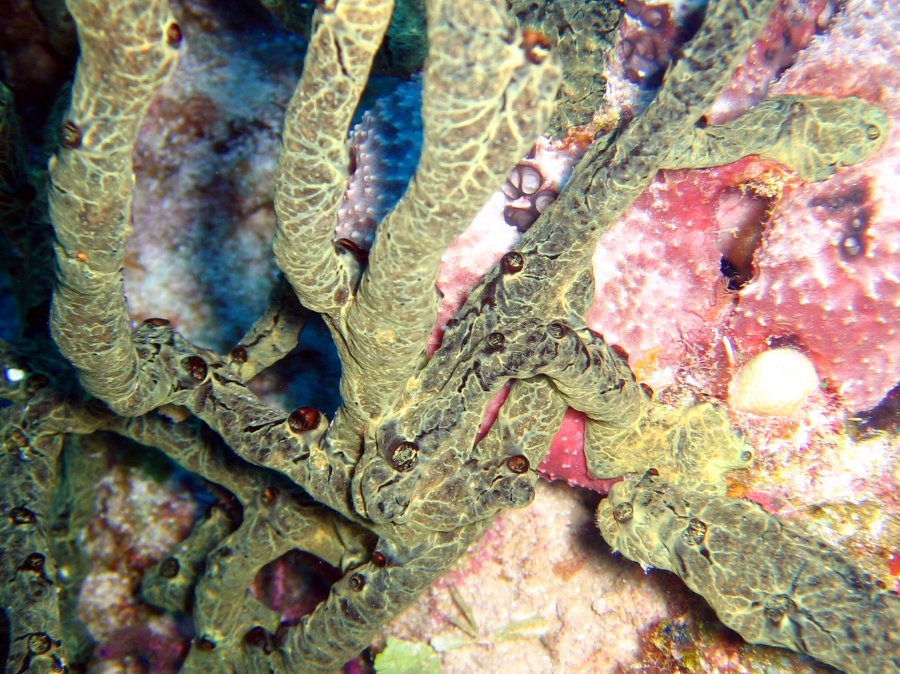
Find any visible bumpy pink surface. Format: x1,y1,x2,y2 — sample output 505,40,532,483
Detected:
537,409,621,493
708,0,835,123
589,0,900,413
727,0,900,411
587,158,783,395
436,0,900,492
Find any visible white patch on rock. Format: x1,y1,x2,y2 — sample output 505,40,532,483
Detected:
729,347,820,416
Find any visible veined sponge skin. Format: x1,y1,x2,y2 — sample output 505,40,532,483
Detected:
598,474,900,674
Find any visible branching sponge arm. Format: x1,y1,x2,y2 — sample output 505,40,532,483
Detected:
536,0,779,294
344,0,561,406
48,0,180,414
598,475,900,674
273,0,394,321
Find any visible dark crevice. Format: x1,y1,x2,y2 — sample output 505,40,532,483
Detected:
717,189,772,291
849,381,900,438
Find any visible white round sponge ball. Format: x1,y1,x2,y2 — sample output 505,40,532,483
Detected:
728,347,819,416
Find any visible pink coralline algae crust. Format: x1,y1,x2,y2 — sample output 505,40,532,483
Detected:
729,173,899,411
589,0,900,413
558,0,900,594
537,0,900,497
537,409,621,493
587,158,788,396
727,0,900,413
707,0,835,124
538,158,791,492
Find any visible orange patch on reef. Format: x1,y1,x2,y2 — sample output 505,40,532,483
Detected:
889,551,900,577
553,556,587,582
632,346,660,383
